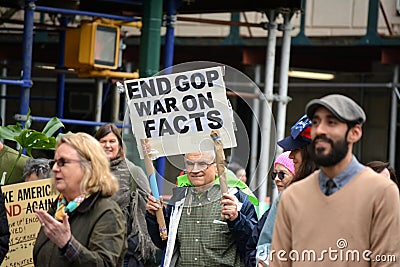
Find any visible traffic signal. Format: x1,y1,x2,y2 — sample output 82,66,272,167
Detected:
65,21,120,70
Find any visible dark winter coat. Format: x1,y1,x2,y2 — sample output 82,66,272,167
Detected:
0,186,10,264
33,192,127,267
110,157,159,266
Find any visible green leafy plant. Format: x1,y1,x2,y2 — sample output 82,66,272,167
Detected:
0,110,65,184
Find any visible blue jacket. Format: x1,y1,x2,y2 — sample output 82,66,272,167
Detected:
146,186,258,266
255,192,282,266
244,208,270,267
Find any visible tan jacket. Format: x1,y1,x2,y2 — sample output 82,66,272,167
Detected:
270,168,400,267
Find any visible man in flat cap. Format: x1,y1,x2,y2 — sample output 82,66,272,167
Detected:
270,94,400,267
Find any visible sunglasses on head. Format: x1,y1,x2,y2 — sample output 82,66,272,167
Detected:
271,171,286,181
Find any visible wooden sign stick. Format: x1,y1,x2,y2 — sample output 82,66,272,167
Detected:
141,139,168,240
210,129,230,220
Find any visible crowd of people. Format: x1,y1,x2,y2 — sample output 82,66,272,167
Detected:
0,93,398,266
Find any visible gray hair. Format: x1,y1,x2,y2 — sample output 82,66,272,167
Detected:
23,158,52,181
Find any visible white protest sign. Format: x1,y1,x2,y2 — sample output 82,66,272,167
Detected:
124,66,237,158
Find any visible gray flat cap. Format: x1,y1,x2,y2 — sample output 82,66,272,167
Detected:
306,94,366,124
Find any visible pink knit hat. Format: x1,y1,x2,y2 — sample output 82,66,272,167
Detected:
274,151,295,175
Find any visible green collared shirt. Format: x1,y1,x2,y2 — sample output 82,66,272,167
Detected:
176,185,244,267
176,171,258,206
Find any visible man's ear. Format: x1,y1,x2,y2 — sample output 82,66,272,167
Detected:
212,163,218,174
347,124,362,143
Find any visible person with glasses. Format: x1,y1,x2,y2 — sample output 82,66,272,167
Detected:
145,150,258,267
245,115,317,267
94,124,158,267
253,152,295,267
270,94,400,267
270,152,296,193
33,132,127,266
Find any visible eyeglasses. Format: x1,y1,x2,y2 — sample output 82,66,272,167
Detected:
50,158,82,168
185,160,215,172
271,171,286,181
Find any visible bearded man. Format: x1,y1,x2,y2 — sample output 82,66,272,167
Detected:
270,94,400,267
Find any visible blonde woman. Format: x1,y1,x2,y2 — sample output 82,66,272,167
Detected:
34,132,127,267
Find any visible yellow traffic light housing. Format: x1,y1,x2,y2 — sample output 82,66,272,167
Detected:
65,21,120,71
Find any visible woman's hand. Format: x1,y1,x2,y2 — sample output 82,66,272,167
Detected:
36,210,71,248
146,194,162,216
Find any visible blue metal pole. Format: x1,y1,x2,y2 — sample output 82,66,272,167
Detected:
0,79,28,86
155,0,176,194
164,0,176,68
25,115,125,127
0,95,55,101
20,0,35,117
56,16,68,118
35,6,140,22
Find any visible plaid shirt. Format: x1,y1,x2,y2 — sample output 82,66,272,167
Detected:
176,185,244,267
60,236,83,262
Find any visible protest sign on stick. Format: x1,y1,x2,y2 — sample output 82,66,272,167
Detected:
124,66,237,236
141,138,168,240
210,129,230,220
